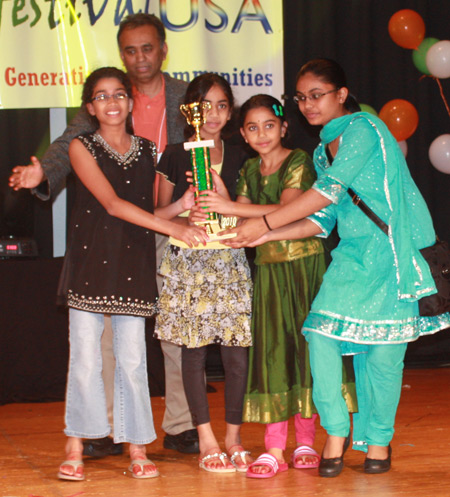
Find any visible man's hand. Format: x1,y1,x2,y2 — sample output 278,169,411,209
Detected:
9,156,45,191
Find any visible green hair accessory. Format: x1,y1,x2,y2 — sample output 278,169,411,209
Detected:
272,104,284,117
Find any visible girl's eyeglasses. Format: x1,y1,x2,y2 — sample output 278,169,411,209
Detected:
91,92,128,102
293,89,339,104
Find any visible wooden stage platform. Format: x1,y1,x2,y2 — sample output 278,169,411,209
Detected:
1,367,449,497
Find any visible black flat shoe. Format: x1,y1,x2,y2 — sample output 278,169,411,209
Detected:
364,445,392,474
163,428,200,454
82,437,124,458
318,433,351,478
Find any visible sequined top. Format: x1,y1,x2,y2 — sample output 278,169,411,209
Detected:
57,132,158,317
303,113,450,345
236,149,324,265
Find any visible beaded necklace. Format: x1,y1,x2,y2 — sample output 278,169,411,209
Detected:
93,133,141,170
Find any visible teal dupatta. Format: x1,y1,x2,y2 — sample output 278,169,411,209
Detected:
320,112,437,302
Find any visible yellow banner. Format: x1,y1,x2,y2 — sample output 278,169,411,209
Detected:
0,0,283,109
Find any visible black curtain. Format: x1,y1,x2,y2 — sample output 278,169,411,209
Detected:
0,258,165,405
0,109,53,257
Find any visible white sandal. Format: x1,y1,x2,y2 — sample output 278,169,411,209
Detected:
199,452,236,473
128,458,160,479
228,446,251,473
57,460,85,481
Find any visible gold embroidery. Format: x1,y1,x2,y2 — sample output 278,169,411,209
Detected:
257,237,324,265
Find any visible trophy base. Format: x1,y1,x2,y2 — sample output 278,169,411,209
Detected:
197,217,237,242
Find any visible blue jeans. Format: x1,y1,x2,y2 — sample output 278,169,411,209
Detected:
64,308,156,444
306,332,407,451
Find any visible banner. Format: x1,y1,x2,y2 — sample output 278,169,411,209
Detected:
0,0,284,109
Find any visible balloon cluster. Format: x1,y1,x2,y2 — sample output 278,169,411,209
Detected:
388,10,450,78
384,9,450,174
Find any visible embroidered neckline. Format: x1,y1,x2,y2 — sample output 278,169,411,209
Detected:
93,133,141,169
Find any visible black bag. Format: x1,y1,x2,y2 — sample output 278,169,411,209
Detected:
347,188,450,317
326,147,450,318
418,240,450,317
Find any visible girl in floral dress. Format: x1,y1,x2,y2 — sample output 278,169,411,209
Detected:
154,73,253,473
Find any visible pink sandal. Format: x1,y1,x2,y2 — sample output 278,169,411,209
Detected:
292,445,320,469
246,453,288,479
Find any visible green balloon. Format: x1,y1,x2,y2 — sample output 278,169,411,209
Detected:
360,104,378,116
412,37,440,75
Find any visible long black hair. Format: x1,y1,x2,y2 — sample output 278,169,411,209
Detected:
183,73,235,139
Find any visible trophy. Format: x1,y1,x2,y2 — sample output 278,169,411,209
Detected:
180,102,237,241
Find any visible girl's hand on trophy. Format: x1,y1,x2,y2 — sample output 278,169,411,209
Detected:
222,231,268,248
188,204,208,225
219,217,268,247
210,170,229,197
171,224,208,248
185,170,194,184
180,185,197,211
246,232,271,247
197,190,233,215
186,170,220,194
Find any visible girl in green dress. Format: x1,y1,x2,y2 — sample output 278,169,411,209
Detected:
199,94,356,478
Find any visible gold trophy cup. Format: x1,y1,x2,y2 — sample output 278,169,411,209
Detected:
180,101,236,241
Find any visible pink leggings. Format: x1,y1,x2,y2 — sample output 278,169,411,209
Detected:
265,413,319,451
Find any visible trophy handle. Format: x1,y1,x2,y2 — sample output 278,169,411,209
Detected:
200,101,211,113
180,104,191,126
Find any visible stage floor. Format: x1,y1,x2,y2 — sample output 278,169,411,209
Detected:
1,367,449,497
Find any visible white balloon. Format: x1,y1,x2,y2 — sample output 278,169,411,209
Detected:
426,40,450,79
429,134,450,174
398,140,408,157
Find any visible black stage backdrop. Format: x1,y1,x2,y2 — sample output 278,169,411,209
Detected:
0,259,165,405
1,1,449,404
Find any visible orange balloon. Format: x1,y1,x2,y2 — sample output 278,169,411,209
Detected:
388,9,425,49
379,99,419,141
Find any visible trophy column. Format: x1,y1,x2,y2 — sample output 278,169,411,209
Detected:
184,138,217,224
180,102,236,241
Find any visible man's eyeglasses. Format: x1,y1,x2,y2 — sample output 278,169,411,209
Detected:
91,92,128,102
293,89,339,104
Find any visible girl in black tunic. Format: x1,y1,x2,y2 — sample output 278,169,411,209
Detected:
57,67,207,481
